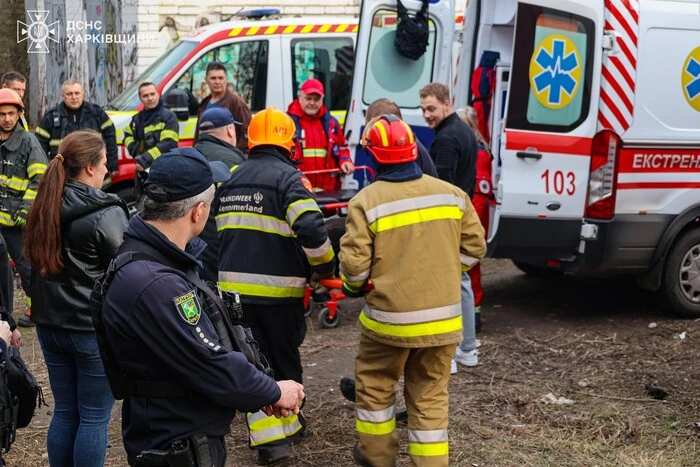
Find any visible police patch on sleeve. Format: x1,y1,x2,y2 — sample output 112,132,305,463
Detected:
173,291,201,325
300,176,314,194
478,179,491,195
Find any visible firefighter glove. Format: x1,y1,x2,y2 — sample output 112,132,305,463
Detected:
14,208,28,228
342,282,366,298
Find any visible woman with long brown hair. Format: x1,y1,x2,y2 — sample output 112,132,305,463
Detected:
24,129,128,466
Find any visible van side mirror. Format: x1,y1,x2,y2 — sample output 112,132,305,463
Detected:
163,88,190,121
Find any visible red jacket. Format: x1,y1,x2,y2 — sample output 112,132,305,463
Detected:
287,100,351,191
472,145,493,232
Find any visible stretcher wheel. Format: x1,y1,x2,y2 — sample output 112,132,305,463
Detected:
318,307,341,329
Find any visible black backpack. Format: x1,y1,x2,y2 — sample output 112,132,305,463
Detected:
395,0,430,61
4,346,43,429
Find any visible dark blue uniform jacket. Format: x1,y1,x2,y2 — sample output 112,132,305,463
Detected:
103,215,280,462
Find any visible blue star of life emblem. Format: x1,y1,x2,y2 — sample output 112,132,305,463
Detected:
532,38,579,106
685,58,700,101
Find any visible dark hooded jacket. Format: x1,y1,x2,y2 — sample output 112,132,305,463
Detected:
30,181,129,331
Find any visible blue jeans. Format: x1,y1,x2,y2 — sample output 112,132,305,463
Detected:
37,326,114,467
458,272,477,353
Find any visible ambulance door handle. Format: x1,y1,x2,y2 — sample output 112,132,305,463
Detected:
516,150,542,160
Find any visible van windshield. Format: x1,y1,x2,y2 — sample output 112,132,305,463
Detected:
110,41,198,111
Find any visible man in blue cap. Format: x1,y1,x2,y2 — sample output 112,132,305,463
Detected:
194,108,246,283
100,147,305,466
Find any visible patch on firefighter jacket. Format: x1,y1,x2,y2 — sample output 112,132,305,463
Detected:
173,290,201,325
478,179,491,195
300,176,314,194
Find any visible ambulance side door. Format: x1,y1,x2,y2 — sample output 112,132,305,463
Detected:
492,0,604,260
345,0,455,180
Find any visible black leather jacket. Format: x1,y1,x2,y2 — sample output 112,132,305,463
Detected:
30,181,129,331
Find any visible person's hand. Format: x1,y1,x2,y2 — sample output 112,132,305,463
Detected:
269,380,304,418
13,208,28,228
110,170,120,179
340,161,355,175
10,329,20,349
135,163,145,172
0,322,11,347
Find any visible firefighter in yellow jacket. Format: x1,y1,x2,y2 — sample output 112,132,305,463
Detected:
339,115,486,467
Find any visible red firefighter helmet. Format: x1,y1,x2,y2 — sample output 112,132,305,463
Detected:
363,114,417,164
0,89,23,111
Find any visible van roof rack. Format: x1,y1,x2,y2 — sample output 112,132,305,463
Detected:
233,9,281,20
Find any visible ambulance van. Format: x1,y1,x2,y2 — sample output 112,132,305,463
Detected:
105,10,358,202
344,0,700,318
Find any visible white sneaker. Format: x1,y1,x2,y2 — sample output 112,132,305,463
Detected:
450,359,457,375
454,348,478,367
475,339,481,348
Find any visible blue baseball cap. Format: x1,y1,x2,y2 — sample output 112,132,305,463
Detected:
144,148,231,202
198,107,242,130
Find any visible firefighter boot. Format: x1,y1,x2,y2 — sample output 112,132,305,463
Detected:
256,443,290,466
353,443,373,467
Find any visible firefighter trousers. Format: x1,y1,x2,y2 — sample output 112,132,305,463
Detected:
2,228,30,301
355,333,456,467
242,302,308,450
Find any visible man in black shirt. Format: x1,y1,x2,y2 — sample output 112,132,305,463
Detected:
419,82,477,196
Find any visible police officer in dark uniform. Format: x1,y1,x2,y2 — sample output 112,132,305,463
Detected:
123,82,179,206
35,80,118,178
216,107,335,466
100,148,305,466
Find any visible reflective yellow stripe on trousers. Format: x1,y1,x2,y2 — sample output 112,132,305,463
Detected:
356,405,396,436
359,303,462,338
219,271,306,299
247,411,286,447
408,429,449,457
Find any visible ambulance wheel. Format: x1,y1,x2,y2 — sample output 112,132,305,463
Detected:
660,228,700,319
512,260,563,279
318,307,341,329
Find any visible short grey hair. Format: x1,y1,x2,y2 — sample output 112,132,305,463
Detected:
141,184,215,221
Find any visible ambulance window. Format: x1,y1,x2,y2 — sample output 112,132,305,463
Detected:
506,5,594,132
362,10,436,108
173,40,269,113
111,41,198,111
291,39,354,112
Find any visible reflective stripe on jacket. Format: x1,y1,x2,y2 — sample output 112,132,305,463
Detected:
36,102,118,171
340,175,486,348
0,125,47,227
124,105,180,169
216,147,335,304
287,99,350,191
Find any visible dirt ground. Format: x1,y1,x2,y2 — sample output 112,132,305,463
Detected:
7,259,700,466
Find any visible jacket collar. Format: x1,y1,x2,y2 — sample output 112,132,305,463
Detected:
197,133,237,152
375,161,423,182
435,112,458,132
1,123,26,152
248,146,295,167
124,215,206,269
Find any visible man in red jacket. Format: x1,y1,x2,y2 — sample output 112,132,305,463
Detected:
287,79,353,191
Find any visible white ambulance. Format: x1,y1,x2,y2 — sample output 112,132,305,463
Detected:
106,10,359,201
344,0,700,317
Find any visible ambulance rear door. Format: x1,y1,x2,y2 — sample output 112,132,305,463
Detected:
491,0,604,263
344,0,456,181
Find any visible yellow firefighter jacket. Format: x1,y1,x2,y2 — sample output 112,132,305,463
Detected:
339,174,486,348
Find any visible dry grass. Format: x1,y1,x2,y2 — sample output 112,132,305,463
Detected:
6,261,700,466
